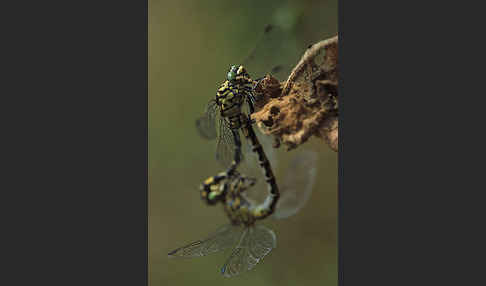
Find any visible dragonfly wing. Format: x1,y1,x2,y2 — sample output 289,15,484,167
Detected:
243,24,301,82
274,150,318,219
215,119,245,168
195,99,219,140
221,225,276,277
168,224,243,258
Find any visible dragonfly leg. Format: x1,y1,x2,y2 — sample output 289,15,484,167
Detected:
242,87,256,116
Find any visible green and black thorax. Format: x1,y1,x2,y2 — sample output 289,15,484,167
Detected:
216,65,256,129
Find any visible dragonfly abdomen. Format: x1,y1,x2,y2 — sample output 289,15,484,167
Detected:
240,124,280,220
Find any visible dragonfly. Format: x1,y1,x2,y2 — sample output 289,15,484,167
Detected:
195,24,293,173
195,64,259,172
169,170,275,277
168,150,318,277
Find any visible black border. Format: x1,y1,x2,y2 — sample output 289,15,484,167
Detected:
338,0,344,284
4,1,148,285
339,1,469,285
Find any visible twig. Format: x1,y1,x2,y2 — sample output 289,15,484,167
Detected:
251,35,339,152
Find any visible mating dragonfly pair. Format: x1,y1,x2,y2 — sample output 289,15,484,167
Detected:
168,64,317,277
169,145,317,277
168,25,317,277
196,64,280,220
169,169,275,277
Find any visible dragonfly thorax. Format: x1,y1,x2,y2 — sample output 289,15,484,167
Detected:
217,65,254,119
224,196,256,226
217,81,244,117
222,173,259,226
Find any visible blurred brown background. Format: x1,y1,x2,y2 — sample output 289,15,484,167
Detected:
149,0,337,284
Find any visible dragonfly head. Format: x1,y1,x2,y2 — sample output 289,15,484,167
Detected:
227,65,239,82
200,179,227,205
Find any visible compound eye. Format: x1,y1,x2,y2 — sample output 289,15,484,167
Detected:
227,71,236,81
208,192,218,201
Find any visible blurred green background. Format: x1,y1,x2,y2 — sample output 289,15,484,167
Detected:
149,0,337,285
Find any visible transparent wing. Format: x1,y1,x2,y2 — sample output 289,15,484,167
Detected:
196,100,245,168
168,224,243,258
243,24,302,82
241,0,335,82
221,225,276,277
215,120,245,169
195,99,219,140
273,150,318,219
